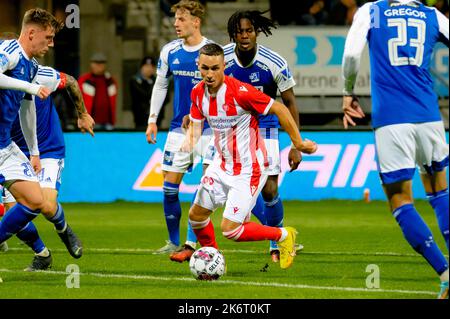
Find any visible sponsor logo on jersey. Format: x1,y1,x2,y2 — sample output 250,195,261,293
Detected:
239,85,248,92
233,207,239,214
173,58,180,65
172,70,202,79
249,72,260,83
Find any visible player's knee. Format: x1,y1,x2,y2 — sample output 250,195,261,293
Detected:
222,224,244,241
20,194,45,211
221,219,243,241
262,180,278,201
40,199,58,217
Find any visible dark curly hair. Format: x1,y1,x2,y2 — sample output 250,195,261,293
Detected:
227,10,277,42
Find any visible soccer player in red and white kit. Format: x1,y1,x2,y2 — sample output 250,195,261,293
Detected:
181,43,318,269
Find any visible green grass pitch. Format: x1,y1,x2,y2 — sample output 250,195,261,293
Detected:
0,200,447,299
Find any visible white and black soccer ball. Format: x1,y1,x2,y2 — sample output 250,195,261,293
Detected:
189,246,226,280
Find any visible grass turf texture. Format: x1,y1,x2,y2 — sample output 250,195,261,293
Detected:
0,200,447,299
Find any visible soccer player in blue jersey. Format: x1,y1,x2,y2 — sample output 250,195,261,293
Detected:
342,0,449,299
0,9,62,276
145,0,213,255
224,10,302,262
1,66,95,270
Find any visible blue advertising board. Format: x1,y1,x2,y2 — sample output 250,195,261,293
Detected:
58,131,449,203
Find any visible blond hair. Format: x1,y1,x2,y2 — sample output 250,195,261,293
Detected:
171,0,206,21
22,8,64,33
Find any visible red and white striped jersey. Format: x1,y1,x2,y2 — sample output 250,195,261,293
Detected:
190,76,273,177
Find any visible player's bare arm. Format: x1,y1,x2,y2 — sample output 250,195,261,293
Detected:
65,74,95,136
269,101,317,154
280,88,302,171
180,120,203,153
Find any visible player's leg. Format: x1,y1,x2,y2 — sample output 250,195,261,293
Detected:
261,174,284,261
0,181,55,271
2,188,52,270
156,170,185,253
0,187,8,252
221,174,297,269
416,121,449,299
384,180,449,297
41,188,82,258
376,123,448,298
416,121,449,251
171,135,215,262
422,170,449,251
189,203,216,248
155,130,192,254
37,159,83,258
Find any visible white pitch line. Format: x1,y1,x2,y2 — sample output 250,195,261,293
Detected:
0,268,437,296
5,246,444,258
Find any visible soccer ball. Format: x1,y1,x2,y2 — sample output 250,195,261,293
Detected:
189,247,226,280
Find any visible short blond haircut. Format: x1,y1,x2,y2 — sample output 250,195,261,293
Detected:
22,8,64,33
171,0,206,21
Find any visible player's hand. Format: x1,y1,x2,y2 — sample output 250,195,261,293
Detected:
342,95,365,129
181,115,191,130
180,138,193,153
78,112,95,137
30,155,42,174
297,139,318,154
288,147,302,172
36,86,51,99
146,123,158,144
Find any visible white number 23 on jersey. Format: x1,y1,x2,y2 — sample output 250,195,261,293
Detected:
387,18,426,67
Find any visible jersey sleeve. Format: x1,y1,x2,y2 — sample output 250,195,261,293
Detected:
0,40,20,73
273,59,296,93
433,8,449,46
341,2,372,95
35,66,61,93
156,42,173,78
237,82,274,115
189,86,205,122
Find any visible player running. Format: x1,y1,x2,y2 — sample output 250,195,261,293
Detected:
145,0,213,254
1,65,95,271
171,10,304,263
182,43,317,269
0,8,61,276
342,0,449,299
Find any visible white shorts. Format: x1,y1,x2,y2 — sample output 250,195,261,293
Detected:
260,128,281,176
194,163,268,224
374,121,449,185
162,130,213,173
0,142,38,189
3,158,64,203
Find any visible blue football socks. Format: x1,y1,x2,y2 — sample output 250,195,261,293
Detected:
16,222,46,254
393,204,448,275
427,189,449,251
0,203,40,243
186,190,198,245
163,181,182,246
46,202,67,232
252,193,266,225
265,194,284,251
